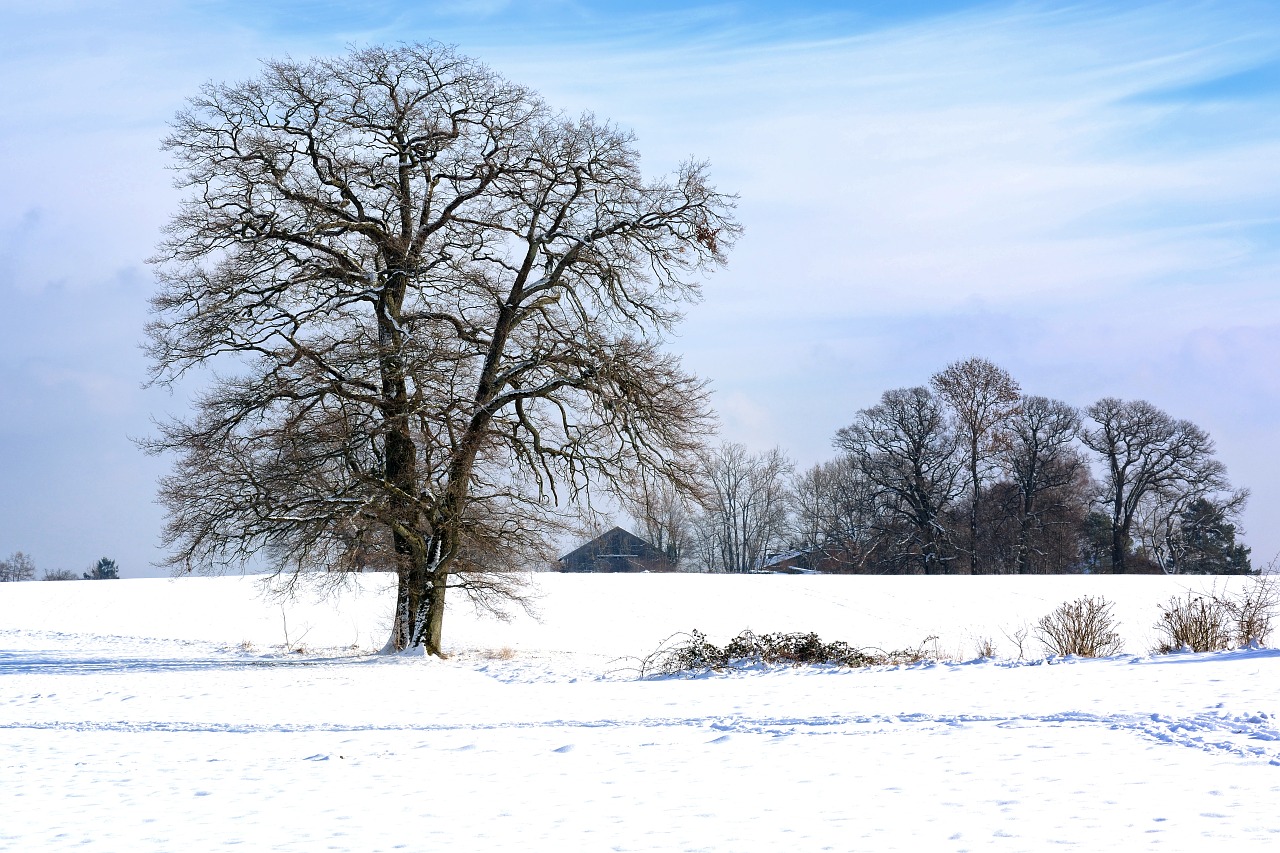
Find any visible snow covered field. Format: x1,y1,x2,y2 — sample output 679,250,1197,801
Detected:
2,574,1278,851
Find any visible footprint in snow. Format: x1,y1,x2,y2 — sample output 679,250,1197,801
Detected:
552,744,574,753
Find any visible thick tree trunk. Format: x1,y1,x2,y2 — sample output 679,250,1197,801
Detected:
383,546,431,653
921,517,940,575
377,265,427,654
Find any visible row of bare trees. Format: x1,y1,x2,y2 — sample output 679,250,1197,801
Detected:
626,359,1249,575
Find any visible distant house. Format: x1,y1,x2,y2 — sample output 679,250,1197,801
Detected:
557,527,673,573
755,550,811,573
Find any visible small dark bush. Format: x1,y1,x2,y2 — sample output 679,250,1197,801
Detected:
640,629,936,676
1036,596,1124,658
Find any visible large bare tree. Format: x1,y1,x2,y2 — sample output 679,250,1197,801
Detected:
931,357,1020,574
1081,398,1235,573
997,395,1091,574
835,387,964,574
144,44,736,653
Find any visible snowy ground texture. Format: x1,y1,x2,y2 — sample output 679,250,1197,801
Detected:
2,574,1279,852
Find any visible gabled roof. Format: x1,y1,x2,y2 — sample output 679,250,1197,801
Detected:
558,526,656,563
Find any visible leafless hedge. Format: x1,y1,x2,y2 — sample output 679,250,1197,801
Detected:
639,629,937,676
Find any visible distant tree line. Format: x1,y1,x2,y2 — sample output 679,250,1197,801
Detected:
626,358,1250,575
0,553,120,582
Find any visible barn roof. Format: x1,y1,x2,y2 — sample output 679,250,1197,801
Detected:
558,526,656,563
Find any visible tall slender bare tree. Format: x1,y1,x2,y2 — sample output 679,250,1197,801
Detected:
931,357,1020,574
144,44,736,653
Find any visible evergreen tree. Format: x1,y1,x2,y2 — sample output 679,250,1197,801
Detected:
1174,499,1251,574
1078,512,1114,574
83,558,119,580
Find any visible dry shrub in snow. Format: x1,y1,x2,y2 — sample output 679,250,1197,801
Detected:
1223,574,1278,647
1036,596,1124,658
1154,594,1231,653
641,630,937,676
1155,576,1279,653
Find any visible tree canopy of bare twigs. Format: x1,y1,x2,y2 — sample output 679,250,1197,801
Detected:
998,395,1091,574
143,43,737,654
622,476,695,568
834,387,964,574
690,443,793,573
0,551,36,583
790,457,878,572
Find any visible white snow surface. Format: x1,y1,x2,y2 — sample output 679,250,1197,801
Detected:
2,573,1278,851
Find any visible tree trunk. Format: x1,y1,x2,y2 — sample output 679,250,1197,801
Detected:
1110,526,1127,574
968,441,979,575
1109,504,1128,573
1014,517,1029,575
1014,487,1033,574
423,569,448,655
377,267,427,654
383,564,422,653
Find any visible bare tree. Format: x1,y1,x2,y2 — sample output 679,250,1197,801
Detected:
1134,489,1249,574
0,551,36,582
622,477,695,568
790,457,878,572
691,443,794,573
1081,398,1238,573
931,357,1020,574
144,43,736,654
834,387,964,574
998,395,1091,574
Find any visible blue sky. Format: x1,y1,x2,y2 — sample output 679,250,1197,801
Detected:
3,0,1280,576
